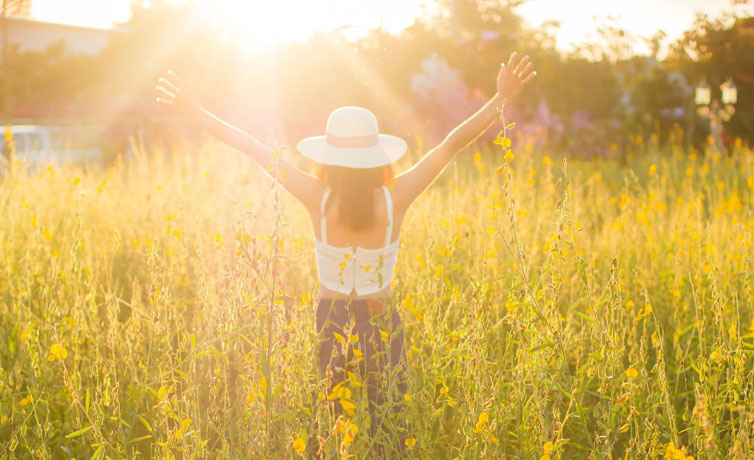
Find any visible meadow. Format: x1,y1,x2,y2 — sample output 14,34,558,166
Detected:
1,128,753,459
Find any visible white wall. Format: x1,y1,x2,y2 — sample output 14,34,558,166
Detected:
1,17,124,55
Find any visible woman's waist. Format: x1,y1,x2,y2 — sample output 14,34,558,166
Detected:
317,289,392,315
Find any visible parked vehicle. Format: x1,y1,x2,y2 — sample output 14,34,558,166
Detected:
1,125,104,170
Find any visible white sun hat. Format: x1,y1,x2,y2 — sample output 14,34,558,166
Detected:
297,106,407,169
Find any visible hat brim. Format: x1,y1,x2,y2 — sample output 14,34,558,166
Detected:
297,134,407,169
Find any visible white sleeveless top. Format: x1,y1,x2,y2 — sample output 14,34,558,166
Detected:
314,185,400,296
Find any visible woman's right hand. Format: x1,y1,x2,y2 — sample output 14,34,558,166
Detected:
156,71,199,115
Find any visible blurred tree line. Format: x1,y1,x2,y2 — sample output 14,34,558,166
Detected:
1,0,751,154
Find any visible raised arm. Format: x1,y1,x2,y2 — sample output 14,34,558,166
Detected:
156,71,322,213
392,52,535,213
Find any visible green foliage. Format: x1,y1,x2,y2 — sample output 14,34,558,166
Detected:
1,133,753,458
3,2,752,146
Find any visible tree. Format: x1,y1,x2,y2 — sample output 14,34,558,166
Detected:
1,0,30,161
669,12,754,143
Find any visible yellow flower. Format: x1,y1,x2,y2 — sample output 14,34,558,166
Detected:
504,149,515,163
474,411,490,433
18,394,33,407
48,343,67,362
343,422,358,447
292,437,306,454
649,164,657,176
258,376,267,395
505,295,516,316
405,437,416,447
543,441,554,454
340,399,356,416
327,383,351,401
493,134,510,147
626,367,638,379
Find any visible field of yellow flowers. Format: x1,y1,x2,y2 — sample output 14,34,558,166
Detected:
1,131,753,459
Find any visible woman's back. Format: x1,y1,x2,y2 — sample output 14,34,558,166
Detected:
314,186,401,248
313,185,403,298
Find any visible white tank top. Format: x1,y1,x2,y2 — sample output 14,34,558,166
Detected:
314,185,400,296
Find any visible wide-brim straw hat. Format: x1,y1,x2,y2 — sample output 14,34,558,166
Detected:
297,106,407,169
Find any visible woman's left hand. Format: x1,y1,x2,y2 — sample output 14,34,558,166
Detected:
496,52,536,100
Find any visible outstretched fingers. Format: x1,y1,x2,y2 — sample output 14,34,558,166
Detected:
507,51,518,71
523,69,537,85
158,76,179,94
513,55,529,76
519,61,534,80
164,70,186,92
155,85,176,105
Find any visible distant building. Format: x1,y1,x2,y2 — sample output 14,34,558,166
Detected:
0,17,126,55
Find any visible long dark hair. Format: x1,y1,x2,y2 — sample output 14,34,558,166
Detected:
318,164,395,232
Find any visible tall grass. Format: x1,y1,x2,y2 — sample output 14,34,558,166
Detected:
0,131,753,459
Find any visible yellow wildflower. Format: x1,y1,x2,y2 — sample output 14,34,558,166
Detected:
504,149,514,163
292,437,306,454
48,343,67,362
343,422,358,447
474,411,490,433
19,394,33,407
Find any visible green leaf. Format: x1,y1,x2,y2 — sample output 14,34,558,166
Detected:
137,415,152,433
126,435,152,444
528,342,555,353
575,311,597,325
65,425,93,438
209,345,229,365
90,444,104,460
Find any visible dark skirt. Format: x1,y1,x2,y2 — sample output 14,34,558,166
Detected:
315,297,408,455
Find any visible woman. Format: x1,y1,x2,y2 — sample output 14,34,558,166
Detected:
156,52,535,456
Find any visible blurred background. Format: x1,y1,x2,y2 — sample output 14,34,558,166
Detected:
0,0,752,166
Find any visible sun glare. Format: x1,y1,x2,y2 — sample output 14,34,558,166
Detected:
31,0,132,28
200,0,426,51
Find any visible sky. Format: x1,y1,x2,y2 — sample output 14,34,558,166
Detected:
28,0,753,54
